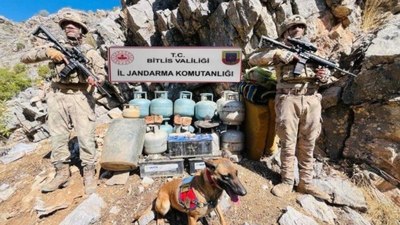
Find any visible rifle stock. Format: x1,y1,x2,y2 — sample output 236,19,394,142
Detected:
32,25,111,97
259,35,357,77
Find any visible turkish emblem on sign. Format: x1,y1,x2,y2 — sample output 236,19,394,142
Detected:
111,50,134,65
222,51,240,65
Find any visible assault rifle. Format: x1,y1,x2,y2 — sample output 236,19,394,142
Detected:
258,35,357,77
32,25,111,97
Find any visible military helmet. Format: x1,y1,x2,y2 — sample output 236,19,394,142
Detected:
278,15,307,37
58,11,88,34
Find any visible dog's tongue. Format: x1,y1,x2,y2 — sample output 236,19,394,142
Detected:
230,194,239,203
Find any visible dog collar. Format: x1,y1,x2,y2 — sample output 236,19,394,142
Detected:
178,176,218,211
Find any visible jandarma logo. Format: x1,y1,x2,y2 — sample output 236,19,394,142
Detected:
111,50,134,65
222,51,241,65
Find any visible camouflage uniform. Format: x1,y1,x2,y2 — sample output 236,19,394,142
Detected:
249,15,336,201
21,11,106,194
21,43,106,166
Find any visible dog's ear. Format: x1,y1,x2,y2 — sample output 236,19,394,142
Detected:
204,158,217,171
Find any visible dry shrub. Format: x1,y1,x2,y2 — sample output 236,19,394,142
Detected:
360,185,400,225
352,169,400,225
362,0,392,31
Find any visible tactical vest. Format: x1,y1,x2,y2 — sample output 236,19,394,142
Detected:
49,43,94,84
274,59,319,89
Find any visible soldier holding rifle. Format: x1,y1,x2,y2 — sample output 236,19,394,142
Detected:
249,15,343,202
21,11,107,195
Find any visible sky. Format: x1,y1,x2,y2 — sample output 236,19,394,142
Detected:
0,0,121,22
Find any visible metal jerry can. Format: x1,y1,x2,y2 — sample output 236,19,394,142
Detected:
150,91,173,119
216,91,245,125
129,91,151,118
194,93,217,120
174,91,195,117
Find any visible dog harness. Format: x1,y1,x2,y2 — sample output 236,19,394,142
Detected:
178,174,218,211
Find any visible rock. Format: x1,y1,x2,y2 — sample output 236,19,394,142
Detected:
278,206,319,225
59,193,105,225
313,177,368,212
0,183,16,203
297,194,337,224
336,206,372,225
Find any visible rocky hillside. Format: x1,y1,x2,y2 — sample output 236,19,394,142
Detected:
0,0,399,224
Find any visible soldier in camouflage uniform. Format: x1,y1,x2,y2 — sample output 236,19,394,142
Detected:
249,15,337,202
21,11,106,195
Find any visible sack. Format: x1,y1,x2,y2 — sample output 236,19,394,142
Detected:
243,66,277,90
239,82,275,105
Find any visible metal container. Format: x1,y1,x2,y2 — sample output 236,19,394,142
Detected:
221,128,244,153
217,91,245,125
144,125,168,154
150,91,173,119
160,121,174,134
129,91,151,117
167,133,213,157
122,104,140,118
139,158,184,178
195,93,217,120
174,91,195,116
100,118,146,171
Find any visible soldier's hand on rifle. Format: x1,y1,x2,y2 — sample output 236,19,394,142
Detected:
87,76,104,87
87,76,98,86
46,48,68,64
315,67,329,83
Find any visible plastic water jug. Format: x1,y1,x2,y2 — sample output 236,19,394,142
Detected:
174,91,195,116
129,91,151,117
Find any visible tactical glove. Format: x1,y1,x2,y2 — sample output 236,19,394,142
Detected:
46,48,64,62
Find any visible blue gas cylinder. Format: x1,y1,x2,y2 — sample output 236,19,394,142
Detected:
174,91,195,117
150,91,173,119
129,91,151,118
194,93,217,120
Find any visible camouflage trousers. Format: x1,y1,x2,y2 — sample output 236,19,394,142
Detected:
46,88,97,166
275,93,322,185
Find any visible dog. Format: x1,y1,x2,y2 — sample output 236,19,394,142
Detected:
137,157,247,225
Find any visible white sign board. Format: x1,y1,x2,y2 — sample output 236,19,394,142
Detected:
108,47,242,83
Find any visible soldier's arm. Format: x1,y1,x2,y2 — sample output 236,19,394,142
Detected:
85,49,107,84
249,49,295,66
20,45,52,64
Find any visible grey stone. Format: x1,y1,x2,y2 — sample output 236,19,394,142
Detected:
297,194,337,224
278,206,319,225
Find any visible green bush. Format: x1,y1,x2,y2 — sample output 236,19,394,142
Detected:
13,63,27,74
0,66,31,101
0,100,10,137
37,64,50,79
0,65,31,137
16,42,25,52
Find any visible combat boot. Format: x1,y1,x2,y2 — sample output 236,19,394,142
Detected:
41,163,70,193
83,164,97,195
271,182,293,197
297,182,331,202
